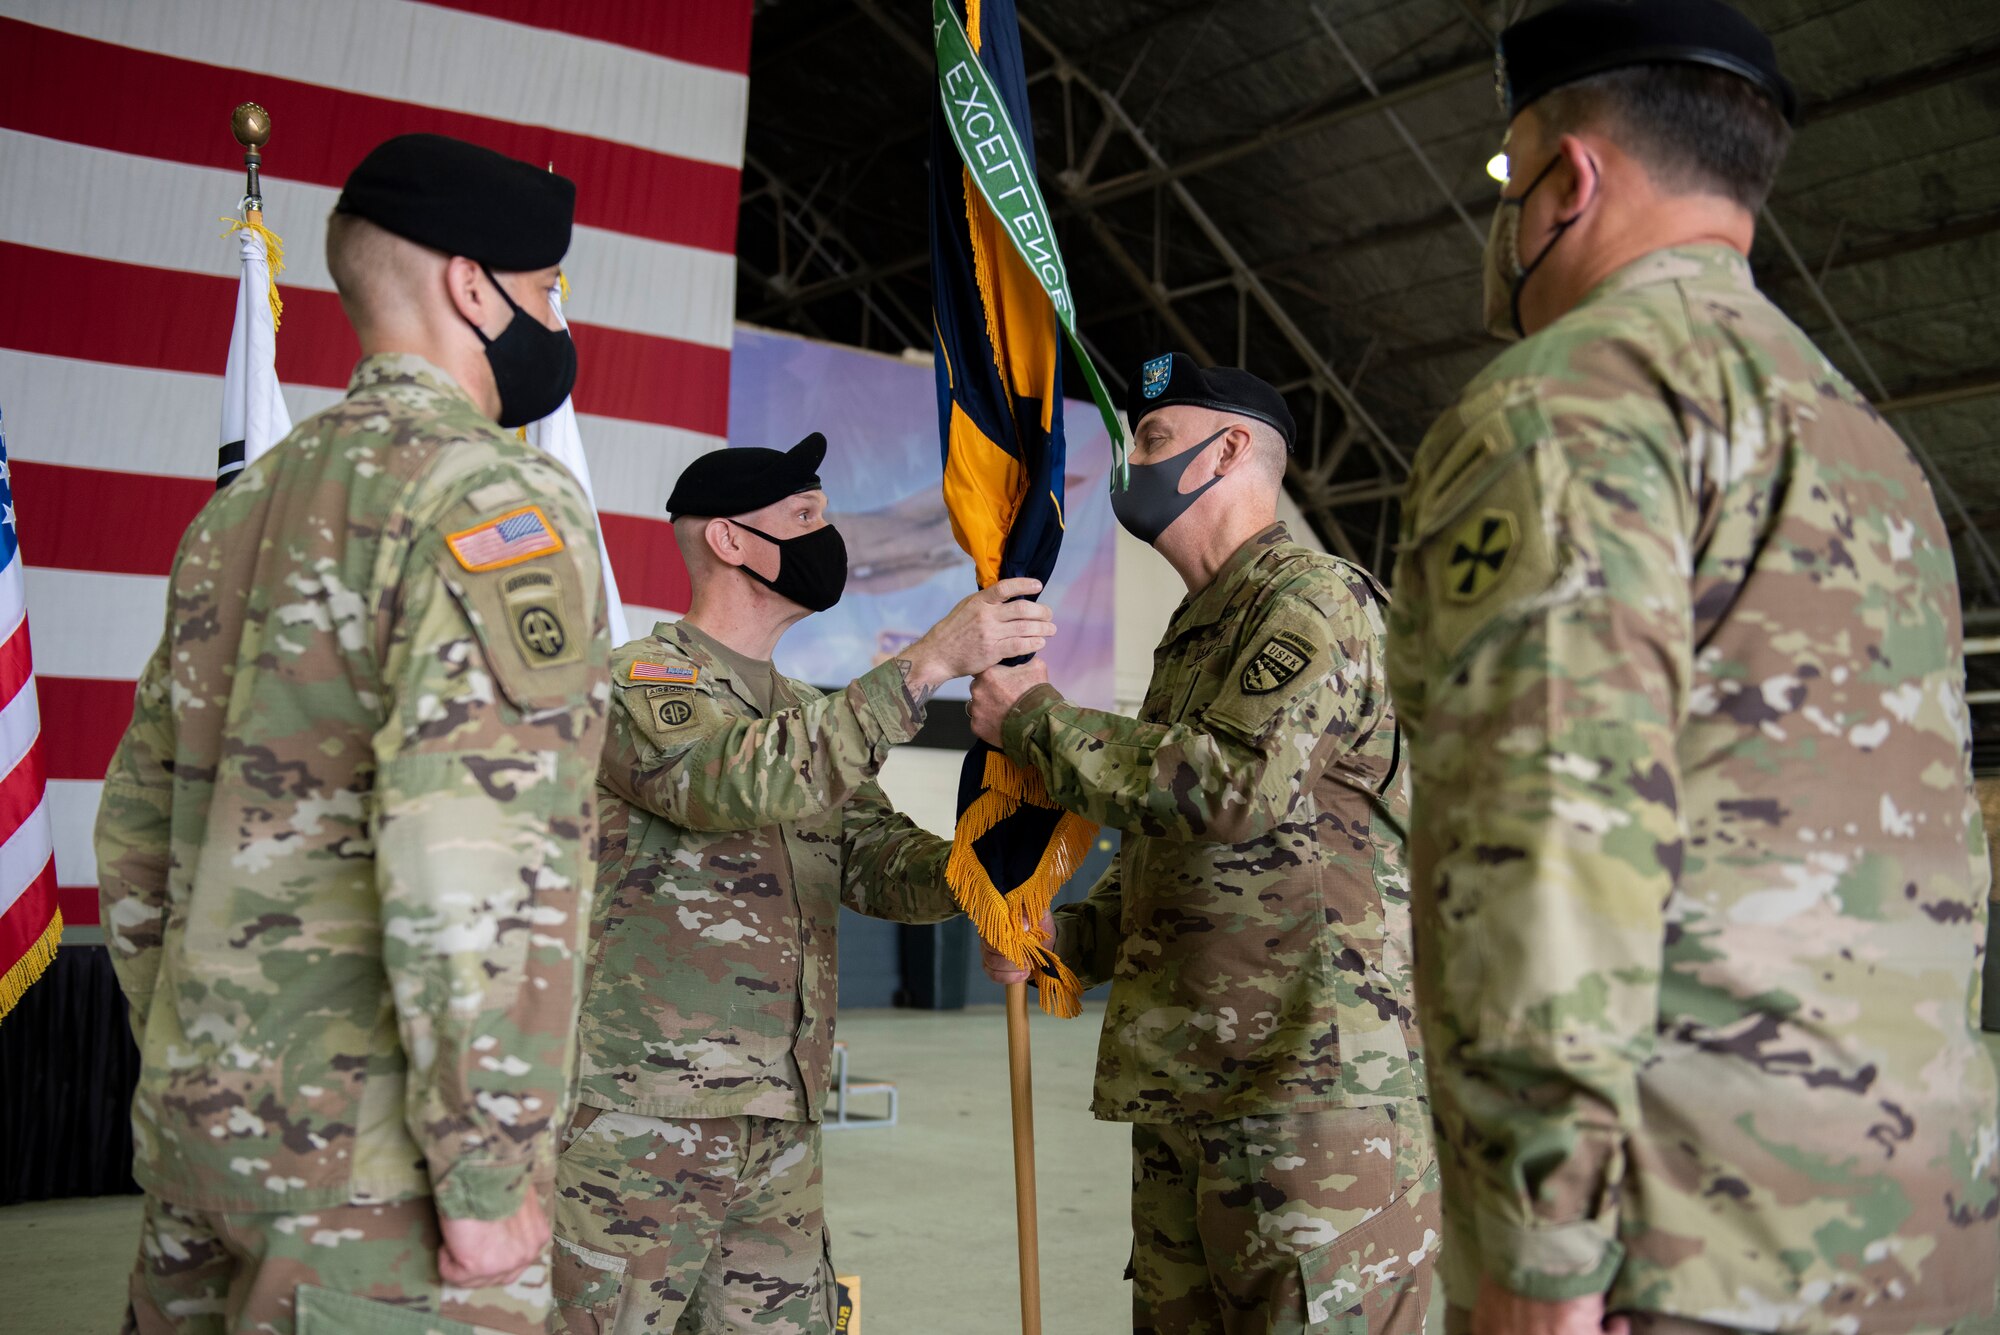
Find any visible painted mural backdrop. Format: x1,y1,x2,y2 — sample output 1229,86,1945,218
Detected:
729,326,1116,708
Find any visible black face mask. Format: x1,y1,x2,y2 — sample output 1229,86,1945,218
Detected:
732,521,849,613
467,266,578,429
1109,428,1228,545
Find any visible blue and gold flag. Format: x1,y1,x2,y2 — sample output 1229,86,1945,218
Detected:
930,0,1120,1017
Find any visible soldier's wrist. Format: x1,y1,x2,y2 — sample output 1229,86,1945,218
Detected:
998,681,1063,760
429,1157,540,1223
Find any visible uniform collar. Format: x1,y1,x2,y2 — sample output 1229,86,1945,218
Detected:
346,352,482,411
1168,522,1292,638
660,619,786,714
1579,243,1754,310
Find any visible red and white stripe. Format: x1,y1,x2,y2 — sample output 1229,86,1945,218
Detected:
0,447,59,990
0,0,751,923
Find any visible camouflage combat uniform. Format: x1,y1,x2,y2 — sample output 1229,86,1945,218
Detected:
1000,522,1437,1334
94,354,611,1335
552,622,957,1334
1386,245,2000,1329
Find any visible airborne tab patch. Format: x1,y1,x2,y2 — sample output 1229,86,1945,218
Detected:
1241,629,1315,695
447,505,564,572
630,661,699,686
1447,510,1517,603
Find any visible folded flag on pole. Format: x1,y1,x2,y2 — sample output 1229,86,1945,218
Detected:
0,408,61,1023
216,215,292,487
931,0,1114,1018
526,282,630,646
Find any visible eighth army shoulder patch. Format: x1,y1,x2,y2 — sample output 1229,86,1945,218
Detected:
1446,509,1517,603
1241,629,1315,695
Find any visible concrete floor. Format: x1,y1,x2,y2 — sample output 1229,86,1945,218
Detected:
4,1021,1996,1334
0,1004,1132,1335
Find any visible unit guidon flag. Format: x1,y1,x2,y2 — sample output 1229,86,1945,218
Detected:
931,0,1115,1017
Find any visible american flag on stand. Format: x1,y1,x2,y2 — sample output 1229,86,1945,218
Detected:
0,409,60,1021
0,0,751,931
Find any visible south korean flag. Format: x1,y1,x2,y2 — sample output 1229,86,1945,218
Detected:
217,222,292,488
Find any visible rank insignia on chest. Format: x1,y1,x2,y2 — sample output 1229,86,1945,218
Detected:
630,661,699,686
446,504,564,571
1447,509,1517,602
1241,629,1315,694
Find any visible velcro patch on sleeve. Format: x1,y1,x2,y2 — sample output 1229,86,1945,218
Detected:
630,661,699,686
1240,629,1316,695
446,505,564,572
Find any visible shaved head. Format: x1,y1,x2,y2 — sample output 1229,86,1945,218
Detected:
1242,418,1289,494
324,212,444,337
672,515,728,580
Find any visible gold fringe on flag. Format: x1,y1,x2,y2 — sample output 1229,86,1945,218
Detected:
0,907,61,1025
946,751,1093,1017
219,216,286,331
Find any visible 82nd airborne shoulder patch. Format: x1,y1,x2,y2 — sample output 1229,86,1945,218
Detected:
1241,629,1315,695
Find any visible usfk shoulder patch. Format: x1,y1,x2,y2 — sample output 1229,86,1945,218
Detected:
1241,629,1315,695
1446,509,1517,603
630,661,699,686
447,505,564,572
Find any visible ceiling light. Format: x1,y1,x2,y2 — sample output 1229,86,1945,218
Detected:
1486,152,1510,184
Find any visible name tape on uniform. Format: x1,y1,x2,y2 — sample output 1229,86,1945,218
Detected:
447,505,565,572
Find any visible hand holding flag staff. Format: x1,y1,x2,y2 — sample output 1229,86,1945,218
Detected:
217,103,292,488
929,1,1122,1328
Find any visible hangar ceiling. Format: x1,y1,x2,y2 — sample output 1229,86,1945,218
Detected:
735,0,2000,755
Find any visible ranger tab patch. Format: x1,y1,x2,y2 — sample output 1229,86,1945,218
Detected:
1241,629,1315,695
630,661,699,686
447,505,564,572
1447,509,1517,602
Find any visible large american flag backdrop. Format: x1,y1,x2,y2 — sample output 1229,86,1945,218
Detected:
0,0,751,932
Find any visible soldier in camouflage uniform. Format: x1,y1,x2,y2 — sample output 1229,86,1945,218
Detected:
972,357,1436,1334
94,135,612,1334
551,435,1053,1334
1384,4,1999,1332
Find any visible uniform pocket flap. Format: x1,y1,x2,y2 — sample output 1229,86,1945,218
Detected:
1299,1159,1441,1330
294,1283,484,1335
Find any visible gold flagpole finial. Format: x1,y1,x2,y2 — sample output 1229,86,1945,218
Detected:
231,102,272,224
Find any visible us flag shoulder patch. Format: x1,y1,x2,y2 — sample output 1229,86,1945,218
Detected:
630,661,698,686
447,505,564,572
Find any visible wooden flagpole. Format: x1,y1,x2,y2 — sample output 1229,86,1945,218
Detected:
1006,980,1043,1334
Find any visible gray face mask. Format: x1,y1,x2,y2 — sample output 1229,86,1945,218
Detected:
1109,427,1228,545
1480,150,1577,341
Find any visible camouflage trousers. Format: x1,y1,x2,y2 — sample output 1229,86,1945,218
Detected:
1131,1102,1439,1335
122,1191,549,1334
550,1105,832,1334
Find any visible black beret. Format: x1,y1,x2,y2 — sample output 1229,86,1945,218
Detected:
1498,0,1797,124
335,133,575,270
666,433,828,520
1127,353,1297,452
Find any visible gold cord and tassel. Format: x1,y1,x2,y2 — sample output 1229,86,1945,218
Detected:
219,216,286,331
